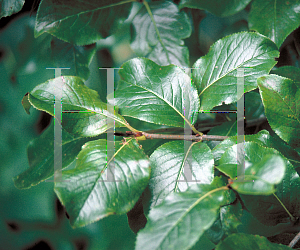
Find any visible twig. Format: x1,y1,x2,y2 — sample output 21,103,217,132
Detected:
142,132,228,141
289,231,300,248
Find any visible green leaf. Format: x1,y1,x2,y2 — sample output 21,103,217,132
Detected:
245,91,265,120
215,233,291,250
27,76,130,137
0,0,24,18
149,140,214,207
219,142,286,195
131,1,191,67
54,138,151,228
231,154,286,195
212,130,300,171
192,32,279,111
179,0,251,17
219,200,242,236
114,58,200,129
13,121,100,189
272,66,300,83
258,74,300,148
35,0,133,45
49,37,96,80
239,161,300,226
135,177,233,250
21,93,31,115
249,0,300,47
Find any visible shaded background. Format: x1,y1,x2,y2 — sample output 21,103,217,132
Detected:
0,0,299,249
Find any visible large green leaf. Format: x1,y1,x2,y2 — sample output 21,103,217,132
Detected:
13,121,102,189
192,32,279,111
35,0,133,45
131,1,191,67
219,142,286,195
258,74,300,148
135,177,234,250
25,76,130,137
113,58,200,129
179,0,251,17
54,138,151,228
249,0,300,47
149,140,214,207
0,0,24,18
215,233,291,250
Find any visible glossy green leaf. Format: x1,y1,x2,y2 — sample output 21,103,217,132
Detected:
131,1,191,67
179,0,251,17
0,0,24,18
54,138,151,228
258,74,300,148
239,160,300,226
149,140,214,207
249,0,300,47
215,233,291,250
219,142,286,195
212,130,300,171
35,0,133,45
192,32,279,111
114,58,199,129
135,177,234,250
49,37,96,80
13,121,101,189
26,76,129,137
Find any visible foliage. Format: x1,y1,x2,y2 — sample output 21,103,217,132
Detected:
2,0,300,249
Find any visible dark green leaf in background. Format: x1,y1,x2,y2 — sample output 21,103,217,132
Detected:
55,138,151,228
215,233,291,250
48,37,97,80
0,0,25,18
114,58,200,129
272,65,300,83
179,0,251,17
131,1,192,67
249,0,300,47
258,74,300,148
13,121,104,189
193,32,279,111
149,140,214,207
35,0,133,45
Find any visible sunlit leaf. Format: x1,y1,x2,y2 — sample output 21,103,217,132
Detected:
131,1,191,67
135,177,234,250
149,140,214,207
113,58,199,129
193,32,279,111
258,74,300,148
54,138,150,228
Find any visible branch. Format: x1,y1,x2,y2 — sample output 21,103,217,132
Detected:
289,231,300,248
114,131,229,141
